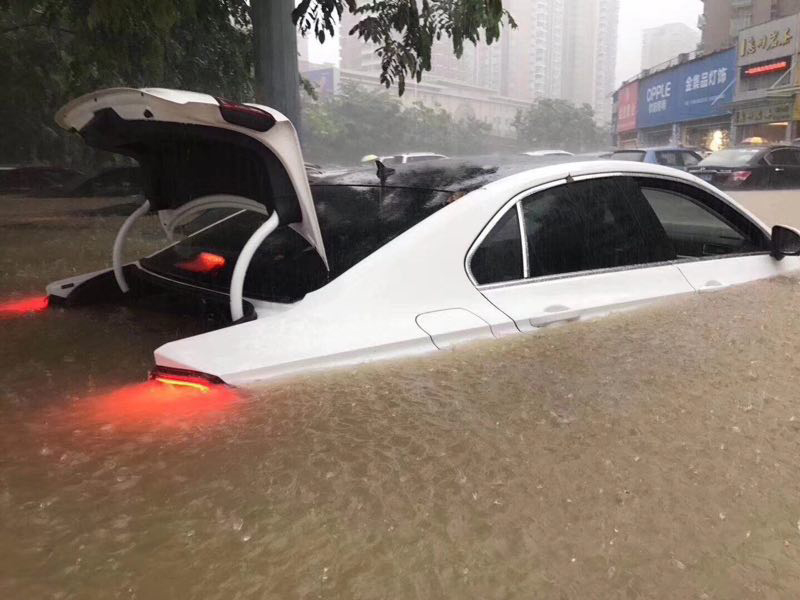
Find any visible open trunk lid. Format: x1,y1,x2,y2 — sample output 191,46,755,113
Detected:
56,87,327,267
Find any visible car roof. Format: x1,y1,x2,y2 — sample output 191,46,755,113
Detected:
310,154,582,193
613,147,696,153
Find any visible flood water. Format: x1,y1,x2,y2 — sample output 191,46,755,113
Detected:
3,194,800,598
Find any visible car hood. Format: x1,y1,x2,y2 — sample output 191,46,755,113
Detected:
56,87,327,267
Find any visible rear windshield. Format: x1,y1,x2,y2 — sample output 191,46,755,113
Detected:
699,148,762,167
140,185,452,303
610,151,646,162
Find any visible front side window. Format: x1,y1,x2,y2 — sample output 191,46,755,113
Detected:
681,152,700,167
656,151,681,167
470,206,523,285
637,179,769,258
765,149,798,166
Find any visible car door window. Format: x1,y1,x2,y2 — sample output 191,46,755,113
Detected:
636,178,769,258
656,151,681,167
682,152,700,167
520,177,670,278
766,149,798,166
470,206,523,285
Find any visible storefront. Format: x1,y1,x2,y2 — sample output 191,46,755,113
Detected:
614,80,639,147
731,14,800,144
636,48,737,151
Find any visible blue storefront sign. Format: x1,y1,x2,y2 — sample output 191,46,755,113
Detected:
638,48,737,129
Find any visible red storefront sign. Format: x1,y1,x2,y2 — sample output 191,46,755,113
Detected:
617,81,639,133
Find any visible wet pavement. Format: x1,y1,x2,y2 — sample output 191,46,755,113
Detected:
2,192,800,598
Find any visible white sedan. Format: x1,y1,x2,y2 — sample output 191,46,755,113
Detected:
47,88,800,388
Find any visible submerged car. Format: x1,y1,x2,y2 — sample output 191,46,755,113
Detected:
610,147,702,171
688,145,800,190
46,88,800,387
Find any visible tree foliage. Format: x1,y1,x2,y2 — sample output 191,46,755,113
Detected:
513,98,609,153
294,1,515,94
301,82,497,164
0,0,514,165
0,0,253,165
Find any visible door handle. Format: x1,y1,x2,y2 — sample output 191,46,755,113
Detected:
775,168,785,172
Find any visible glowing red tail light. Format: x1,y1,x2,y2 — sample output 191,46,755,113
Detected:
176,252,227,274
216,98,276,132
0,295,49,317
730,170,752,183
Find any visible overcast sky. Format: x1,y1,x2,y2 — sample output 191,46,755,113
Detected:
615,0,702,84
306,0,704,87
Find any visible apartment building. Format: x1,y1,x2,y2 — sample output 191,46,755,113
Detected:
641,23,701,71
701,0,800,52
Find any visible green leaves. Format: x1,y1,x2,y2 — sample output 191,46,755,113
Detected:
0,0,253,166
294,0,514,96
301,82,495,164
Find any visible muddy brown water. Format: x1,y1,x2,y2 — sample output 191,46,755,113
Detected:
2,193,800,599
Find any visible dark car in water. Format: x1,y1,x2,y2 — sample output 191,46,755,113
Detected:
688,146,800,190
0,165,83,195
61,165,143,197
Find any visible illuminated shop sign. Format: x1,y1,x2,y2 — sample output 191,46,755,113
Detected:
742,60,790,77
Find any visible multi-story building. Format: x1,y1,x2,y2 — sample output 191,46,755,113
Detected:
700,0,800,52
338,0,620,128
641,23,701,71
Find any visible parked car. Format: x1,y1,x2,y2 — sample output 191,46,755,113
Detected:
379,152,448,165
610,147,702,170
47,88,800,388
0,165,83,195
687,145,800,190
523,150,574,157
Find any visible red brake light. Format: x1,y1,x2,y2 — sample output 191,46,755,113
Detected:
216,98,276,132
0,295,49,317
176,252,227,274
731,170,752,183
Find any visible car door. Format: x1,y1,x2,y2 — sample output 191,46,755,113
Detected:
468,176,696,332
636,177,796,290
764,148,800,189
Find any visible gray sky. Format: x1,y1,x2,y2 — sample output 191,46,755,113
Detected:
615,0,702,84
306,0,704,88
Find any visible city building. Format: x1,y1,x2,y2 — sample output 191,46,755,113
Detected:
612,47,737,150
700,0,800,52
730,13,800,143
338,0,619,127
641,23,701,71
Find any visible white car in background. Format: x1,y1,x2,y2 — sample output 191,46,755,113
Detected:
47,88,800,387
523,150,574,157
366,152,448,165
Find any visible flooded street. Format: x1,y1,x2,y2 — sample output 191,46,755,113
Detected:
3,193,800,599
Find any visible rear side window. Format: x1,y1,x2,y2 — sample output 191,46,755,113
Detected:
521,177,669,277
470,207,523,285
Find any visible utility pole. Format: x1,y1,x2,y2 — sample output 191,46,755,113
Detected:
251,0,301,131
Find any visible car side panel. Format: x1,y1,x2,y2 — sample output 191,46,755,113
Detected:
480,265,695,332
677,254,800,292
